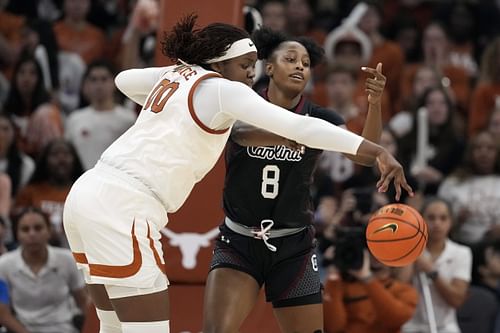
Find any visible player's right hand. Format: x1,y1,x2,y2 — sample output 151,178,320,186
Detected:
375,150,414,201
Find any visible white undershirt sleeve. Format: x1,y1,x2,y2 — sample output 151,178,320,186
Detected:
114,67,169,106
214,80,364,155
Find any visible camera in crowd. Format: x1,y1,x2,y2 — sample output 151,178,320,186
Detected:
331,224,367,272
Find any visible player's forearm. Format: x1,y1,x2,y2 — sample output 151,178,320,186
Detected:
362,101,383,144
231,122,287,147
346,101,383,166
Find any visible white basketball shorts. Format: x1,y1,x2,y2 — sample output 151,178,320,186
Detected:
63,162,169,288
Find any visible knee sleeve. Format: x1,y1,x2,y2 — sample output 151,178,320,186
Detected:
121,320,169,333
96,309,122,333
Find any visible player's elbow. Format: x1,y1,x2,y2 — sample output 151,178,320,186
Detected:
114,71,128,94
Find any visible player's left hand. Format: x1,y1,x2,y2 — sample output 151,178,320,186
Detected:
375,149,414,201
361,63,386,105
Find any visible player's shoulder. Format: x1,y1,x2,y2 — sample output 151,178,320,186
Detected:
306,101,345,126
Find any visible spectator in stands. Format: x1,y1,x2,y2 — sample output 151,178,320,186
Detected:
400,22,470,114
0,207,88,333
487,106,500,148
438,131,500,245
389,65,441,138
285,0,326,45
0,2,25,78
21,18,86,114
468,37,500,137
15,139,83,247
434,1,479,79
65,60,136,170
53,0,106,64
398,86,464,194
466,238,500,332
402,197,472,333
2,55,63,156
21,19,60,94
259,0,287,32
0,113,35,197
323,249,418,333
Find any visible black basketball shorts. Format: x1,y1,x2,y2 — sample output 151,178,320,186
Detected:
209,223,322,308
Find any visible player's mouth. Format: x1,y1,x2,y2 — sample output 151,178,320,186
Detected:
289,72,304,81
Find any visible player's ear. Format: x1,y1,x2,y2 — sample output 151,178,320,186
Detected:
265,62,273,77
210,62,224,74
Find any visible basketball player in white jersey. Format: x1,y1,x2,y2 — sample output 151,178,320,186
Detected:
63,14,413,333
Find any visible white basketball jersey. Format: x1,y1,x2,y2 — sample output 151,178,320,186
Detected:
100,64,231,212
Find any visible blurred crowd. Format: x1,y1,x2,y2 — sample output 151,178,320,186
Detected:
0,0,499,332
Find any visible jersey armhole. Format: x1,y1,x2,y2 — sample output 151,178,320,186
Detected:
188,73,230,135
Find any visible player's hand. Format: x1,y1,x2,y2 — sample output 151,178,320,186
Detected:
361,63,386,105
375,149,414,201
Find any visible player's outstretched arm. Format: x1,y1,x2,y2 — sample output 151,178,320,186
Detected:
344,63,386,166
218,80,413,199
115,67,168,106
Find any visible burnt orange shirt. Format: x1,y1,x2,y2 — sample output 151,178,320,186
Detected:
400,63,471,114
15,182,71,225
323,277,418,333
468,83,500,136
53,21,106,64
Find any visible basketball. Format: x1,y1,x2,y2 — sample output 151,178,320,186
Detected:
366,203,427,267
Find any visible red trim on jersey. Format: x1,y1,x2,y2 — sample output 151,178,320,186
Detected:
188,73,229,135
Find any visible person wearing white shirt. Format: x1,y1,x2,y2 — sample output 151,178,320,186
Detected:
65,60,136,170
402,197,472,333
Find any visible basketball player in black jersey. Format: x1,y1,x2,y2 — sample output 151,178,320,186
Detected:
203,28,392,333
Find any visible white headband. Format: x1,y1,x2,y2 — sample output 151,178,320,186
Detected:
206,38,257,64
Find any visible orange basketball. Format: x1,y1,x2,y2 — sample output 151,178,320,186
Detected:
366,203,428,267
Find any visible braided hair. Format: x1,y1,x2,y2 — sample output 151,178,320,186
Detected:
161,13,251,68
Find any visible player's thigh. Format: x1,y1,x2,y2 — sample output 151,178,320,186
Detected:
86,284,114,311
109,288,170,322
273,303,324,333
203,267,260,333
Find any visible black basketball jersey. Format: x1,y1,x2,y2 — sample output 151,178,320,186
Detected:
223,95,345,228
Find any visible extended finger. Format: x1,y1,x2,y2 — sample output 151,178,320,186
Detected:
362,66,385,80
400,175,414,197
378,169,397,193
394,178,402,201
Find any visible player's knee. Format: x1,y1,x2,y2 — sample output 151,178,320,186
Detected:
121,320,169,333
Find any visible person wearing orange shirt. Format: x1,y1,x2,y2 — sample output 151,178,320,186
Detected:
468,37,500,137
15,139,83,247
53,0,106,64
323,249,418,333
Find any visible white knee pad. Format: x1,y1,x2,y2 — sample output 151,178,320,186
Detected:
96,309,122,333
105,274,169,299
121,320,169,333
